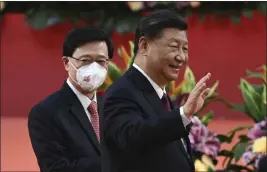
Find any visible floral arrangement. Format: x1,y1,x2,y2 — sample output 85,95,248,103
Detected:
194,154,216,172
242,119,266,169
167,67,222,171
216,65,266,172
190,116,221,160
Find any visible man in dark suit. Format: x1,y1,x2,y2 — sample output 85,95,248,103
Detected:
28,26,113,172
101,10,212,172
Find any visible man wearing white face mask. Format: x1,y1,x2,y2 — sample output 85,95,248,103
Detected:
28,26,113,172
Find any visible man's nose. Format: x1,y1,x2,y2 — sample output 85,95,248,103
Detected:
175,51,187,66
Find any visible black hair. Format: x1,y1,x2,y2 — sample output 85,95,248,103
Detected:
134,9,188,55
63,26,114,59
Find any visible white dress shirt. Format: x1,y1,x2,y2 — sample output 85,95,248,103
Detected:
133,63,190,151
67,78,97,122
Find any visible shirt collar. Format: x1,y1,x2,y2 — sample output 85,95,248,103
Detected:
66,78,97,109
133,63,166,99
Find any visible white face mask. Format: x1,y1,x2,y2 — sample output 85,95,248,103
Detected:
69,60,107,92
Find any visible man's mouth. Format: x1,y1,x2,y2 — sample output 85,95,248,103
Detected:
169,64,180,70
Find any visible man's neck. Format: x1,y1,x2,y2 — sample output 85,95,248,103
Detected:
134,60,166,89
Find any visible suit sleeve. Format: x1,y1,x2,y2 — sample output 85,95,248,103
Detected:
28,105,101,172
103,89,189,154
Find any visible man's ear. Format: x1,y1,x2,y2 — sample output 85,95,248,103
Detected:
138,36,148,56
62,56,69,71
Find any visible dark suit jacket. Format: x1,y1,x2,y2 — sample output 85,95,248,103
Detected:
100,66,194,172
258,155,267,172
28,82,102,172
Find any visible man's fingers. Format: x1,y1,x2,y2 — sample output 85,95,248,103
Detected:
201,88,211,99
194,73,211,90
194,83,207,98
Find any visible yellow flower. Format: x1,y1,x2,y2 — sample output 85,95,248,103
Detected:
201,155,215,171
119,46,130,69
194,155,215,172
127,2,144,12
195,159,208,172
104,75,113,87
253,136,266,153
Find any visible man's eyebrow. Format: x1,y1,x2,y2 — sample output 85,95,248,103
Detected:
79,54,108,59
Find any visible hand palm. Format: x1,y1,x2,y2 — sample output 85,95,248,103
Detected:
183,73,211,116
186,94,205,115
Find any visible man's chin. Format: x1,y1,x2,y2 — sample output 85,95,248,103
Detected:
168,72,179,80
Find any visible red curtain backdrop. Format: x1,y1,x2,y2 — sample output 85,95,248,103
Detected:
1,12,266,119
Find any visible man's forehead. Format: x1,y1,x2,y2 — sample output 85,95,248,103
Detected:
73,41,108,58
161,28,187,41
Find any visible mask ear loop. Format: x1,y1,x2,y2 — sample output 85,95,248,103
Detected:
67,58,82,86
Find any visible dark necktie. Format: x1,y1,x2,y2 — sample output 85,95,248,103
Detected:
88,101,100,143
161,93,171,111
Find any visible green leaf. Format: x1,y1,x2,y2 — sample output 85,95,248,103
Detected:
207,167,214,172
231,104,252,117
127,57,134,70
251,84,264,93
242,8,254,18
217,134,232,143
227,126,252,136
127,41,135,69
218,149,234,167
233,142,249,162
108,62,123,82
182,66,196,93
25,8,64,29
258,2,267,14
98,82,107,90
262,84,266,105
239,78,262,122
129,41,135,58
200,111,214,126
230,15,241,24
218,149,234,157
246,69,265,82
226,164,254,172
238,135,250,142
217,126,251,145
117,48,122,57
207,80,219,98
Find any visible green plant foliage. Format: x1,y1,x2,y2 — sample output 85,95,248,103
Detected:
200,111,214,126
216,66,266,171
231,65,266,123
2,2,266,33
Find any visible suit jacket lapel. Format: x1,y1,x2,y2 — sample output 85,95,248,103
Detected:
61,82,101,154
70,103,101,154
126,67,169,117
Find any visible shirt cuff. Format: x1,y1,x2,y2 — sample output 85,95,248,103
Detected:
179,106,191,127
